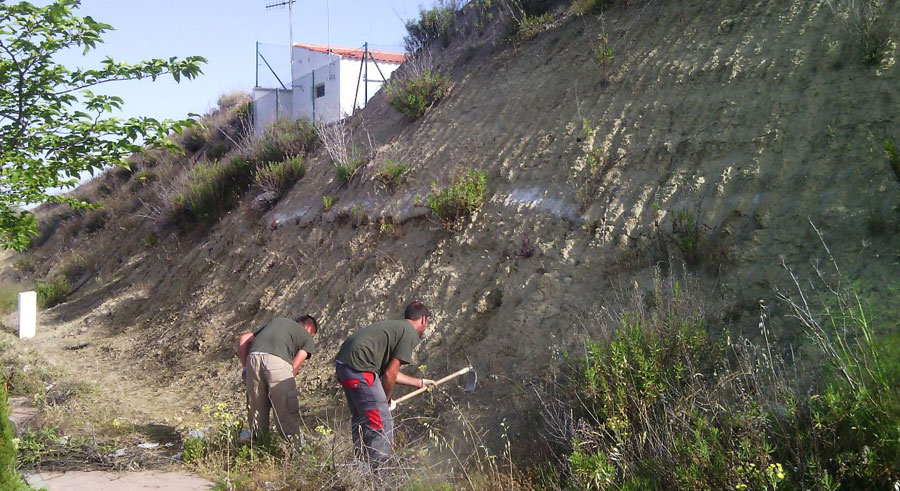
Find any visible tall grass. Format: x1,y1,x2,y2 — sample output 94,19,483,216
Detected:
170,157,254,226
544,262,900,488
35,275,71,308
256,156,306,195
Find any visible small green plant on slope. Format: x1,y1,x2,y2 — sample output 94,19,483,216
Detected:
169,156,253,226
35,275,71,308
885,139,900,188
827,0,893,65
386,71,451,120
256,155,306,194
671,208,704,266
510,13,553,42
570,0,613,15
575,119,608,210
322,195,335,212
427,168,488,226
251,118,318,167
314,119,369,185
593,33,614,84
0,382,29,490
375,161,410,193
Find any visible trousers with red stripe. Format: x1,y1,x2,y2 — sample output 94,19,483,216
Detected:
335,362,393,466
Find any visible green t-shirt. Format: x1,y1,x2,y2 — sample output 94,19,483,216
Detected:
335,319,419,374
250,317,316,366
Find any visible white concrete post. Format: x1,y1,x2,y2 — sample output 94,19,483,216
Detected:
18,291,36,339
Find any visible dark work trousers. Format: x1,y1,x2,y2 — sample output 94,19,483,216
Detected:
335,362,393,467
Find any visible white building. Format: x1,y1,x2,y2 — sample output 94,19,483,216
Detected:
253,43,405,133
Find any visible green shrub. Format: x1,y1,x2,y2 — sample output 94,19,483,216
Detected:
182,436,205,464
256,155,306,194
593,33,614,84
553,272,900,489
171,157,253,225
322,195,335,212
403,2,457,52
0,382,29,490
885,139,900,187
511,13,553,41
426,168,487,225
251,118,318,167
375,161,410,193
132,170,157,189
181,126,208,154
35,275,70,308
333,154,367,185
671,208,703,266
570,0,613,15
385,71,450,120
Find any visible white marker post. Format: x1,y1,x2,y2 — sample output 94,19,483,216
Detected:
18,291,36,339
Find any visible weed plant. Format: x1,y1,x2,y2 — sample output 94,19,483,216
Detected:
570,0,613,15
827,0,893,65
35,275,71,308
403,0,460,52
426,168,488,226
252,119,318,167
385,71,451,121
593,33,614,84
547,261,900,488
374,161,410,193
671,208,703,266
0,382,29,490
322,195,335,212
170,157,253,226
314,119,370,185
885,139,900,187
511,13,553,42
256,156,306,195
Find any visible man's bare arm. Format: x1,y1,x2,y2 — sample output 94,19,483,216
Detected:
291,350,309,376
382,357,402,401
395,371,424,388
238,332,254,367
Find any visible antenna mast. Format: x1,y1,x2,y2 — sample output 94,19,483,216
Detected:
266,0,296,49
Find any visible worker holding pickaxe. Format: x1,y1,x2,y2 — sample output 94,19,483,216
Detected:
334,301,436,467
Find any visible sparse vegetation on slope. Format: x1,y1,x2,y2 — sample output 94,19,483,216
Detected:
1,381,29,491
427,168,488,226
547,270,900,489
385,70,451,120
256,156,306,195
374,161,410,193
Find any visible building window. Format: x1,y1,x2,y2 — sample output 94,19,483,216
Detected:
315,84,325,98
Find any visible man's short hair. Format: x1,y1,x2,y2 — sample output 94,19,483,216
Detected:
404,301,430,321
296,314,319,334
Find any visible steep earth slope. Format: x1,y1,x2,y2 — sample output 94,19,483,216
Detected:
4,0,899,449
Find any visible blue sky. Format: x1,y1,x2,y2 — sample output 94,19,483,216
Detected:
50,0,430,121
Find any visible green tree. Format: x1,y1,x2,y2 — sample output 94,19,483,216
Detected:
0,0,206,250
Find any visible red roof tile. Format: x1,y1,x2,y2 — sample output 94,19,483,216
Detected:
294,43,406,64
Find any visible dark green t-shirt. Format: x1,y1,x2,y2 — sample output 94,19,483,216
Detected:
335,320,419,374
250,317,316,365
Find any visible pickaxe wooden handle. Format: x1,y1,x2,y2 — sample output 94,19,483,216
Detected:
394,366,473,405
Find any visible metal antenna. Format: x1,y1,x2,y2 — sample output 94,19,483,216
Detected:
266,0,296,49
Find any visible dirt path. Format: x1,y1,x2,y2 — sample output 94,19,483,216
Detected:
25,470,213,491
